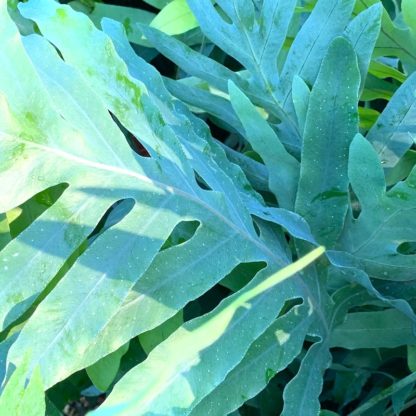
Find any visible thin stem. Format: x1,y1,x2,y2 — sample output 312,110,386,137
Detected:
350,372,416,416
383,395,416,416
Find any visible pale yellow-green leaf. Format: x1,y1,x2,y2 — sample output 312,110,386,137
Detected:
150,0,198,35
368,60,406,83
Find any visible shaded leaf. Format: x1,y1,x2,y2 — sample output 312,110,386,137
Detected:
330,309,416,349
87,342,130,391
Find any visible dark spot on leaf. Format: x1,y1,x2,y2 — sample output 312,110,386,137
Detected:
265,368,275,383
312,188,348,203
123,18,133,35
397,242,416,255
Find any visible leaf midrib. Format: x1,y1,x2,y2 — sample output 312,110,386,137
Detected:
11,134,284,266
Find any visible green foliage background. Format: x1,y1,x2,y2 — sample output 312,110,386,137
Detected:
2,0,416,415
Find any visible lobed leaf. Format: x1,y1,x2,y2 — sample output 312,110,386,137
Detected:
367,72,416,168
1,0,276,390
229,82,299,209
339,134,416,280
91,247,324,415
295,36,360,247
343,3,382,91
191,302,313,415
330,309,416,349
279,0,355,110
